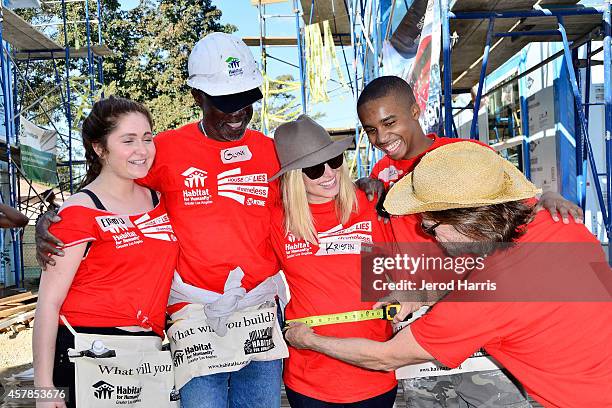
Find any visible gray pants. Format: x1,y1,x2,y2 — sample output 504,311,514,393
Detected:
402,369,532,408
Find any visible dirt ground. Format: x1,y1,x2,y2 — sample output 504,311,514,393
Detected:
0,327,33,380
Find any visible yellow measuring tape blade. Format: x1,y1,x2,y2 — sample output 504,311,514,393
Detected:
287,308,389,327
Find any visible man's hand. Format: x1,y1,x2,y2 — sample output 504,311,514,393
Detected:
35,211,64,269
355,177,384,202
535,191,583,224
355,177,389,222
283,322,316,349
373,300,424,324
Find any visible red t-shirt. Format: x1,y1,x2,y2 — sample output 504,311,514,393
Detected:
139,123,281,305
370,135,489,243
271,190,397,403
51,197,179,336
410,212,612,408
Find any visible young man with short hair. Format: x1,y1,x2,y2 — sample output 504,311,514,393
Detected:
354,75,581,407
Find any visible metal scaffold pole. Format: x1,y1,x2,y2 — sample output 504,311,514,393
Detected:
603,0,612,258
0,6,23,287
61,0,74,193
293,0,307,114
441,0,453,138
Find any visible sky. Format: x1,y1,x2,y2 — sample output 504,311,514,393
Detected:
214,0,357,130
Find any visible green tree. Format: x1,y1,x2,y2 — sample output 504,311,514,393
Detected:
16,0,235,133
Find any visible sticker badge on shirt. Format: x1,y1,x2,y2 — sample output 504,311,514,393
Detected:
221,145,253,164
315,222,373,256
96,215,135,233
378,165,402,184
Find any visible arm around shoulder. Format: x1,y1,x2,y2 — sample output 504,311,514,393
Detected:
0,203,29,228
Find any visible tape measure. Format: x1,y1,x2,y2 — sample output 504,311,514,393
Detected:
286,304,401,327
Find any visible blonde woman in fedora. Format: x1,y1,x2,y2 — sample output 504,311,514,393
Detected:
268,115,402,407
284,142,612,408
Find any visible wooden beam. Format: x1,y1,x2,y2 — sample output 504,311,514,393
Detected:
243,35,350,47
250,0,287,4
0,303,36,318
0,291,34,306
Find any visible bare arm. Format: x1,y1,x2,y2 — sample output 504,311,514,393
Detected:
33,243,86,388
0,203,29,228
284,322,434,371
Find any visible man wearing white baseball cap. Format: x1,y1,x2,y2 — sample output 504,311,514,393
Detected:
152,31,288,408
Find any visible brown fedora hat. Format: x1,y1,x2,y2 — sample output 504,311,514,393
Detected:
269,115,353,181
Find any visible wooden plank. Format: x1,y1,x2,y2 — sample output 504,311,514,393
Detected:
243,36,298,46
0,291,33,306
0,303,36,318
3,8,62,51
14,44,115,60
242,35,349,47
250,0,287,4
300,0,350,36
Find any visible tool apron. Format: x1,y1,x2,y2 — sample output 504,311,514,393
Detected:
167,301,288,390
61,316,179,407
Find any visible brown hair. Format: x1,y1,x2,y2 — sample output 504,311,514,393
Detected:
425,200,535,243
79,96,153,189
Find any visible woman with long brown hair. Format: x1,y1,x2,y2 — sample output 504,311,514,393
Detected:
33,96,178,408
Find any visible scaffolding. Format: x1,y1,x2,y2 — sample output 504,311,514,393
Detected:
439,0,612,260
253,0,612,262
0,0,110,287
249,0,385,177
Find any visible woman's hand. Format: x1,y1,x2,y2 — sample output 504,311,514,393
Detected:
35,387,68,408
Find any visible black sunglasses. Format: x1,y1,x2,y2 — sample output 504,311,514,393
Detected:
420,221,441,237
302,154,344,180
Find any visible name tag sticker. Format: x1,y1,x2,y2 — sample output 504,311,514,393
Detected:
221,146,253,164
96,216,134,232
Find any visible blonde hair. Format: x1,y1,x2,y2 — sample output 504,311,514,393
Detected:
280,163,357,244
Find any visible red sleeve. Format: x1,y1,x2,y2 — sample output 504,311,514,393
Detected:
50,206,97,248
409,302,511,368
268,206,286,263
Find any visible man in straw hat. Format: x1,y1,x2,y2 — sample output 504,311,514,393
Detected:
354,74,584,407
35,33,287,407
284,142,612,408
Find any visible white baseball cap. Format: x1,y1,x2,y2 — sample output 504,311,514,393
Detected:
187,32,264,113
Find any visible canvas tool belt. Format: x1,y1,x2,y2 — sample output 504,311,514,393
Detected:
61,316,179,407
167,301,288,390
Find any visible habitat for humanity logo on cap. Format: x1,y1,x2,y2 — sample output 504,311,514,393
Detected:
187,32,263,97
226,56,242,76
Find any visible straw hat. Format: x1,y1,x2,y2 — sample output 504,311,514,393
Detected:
269,115,353,181
383,142,541,215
